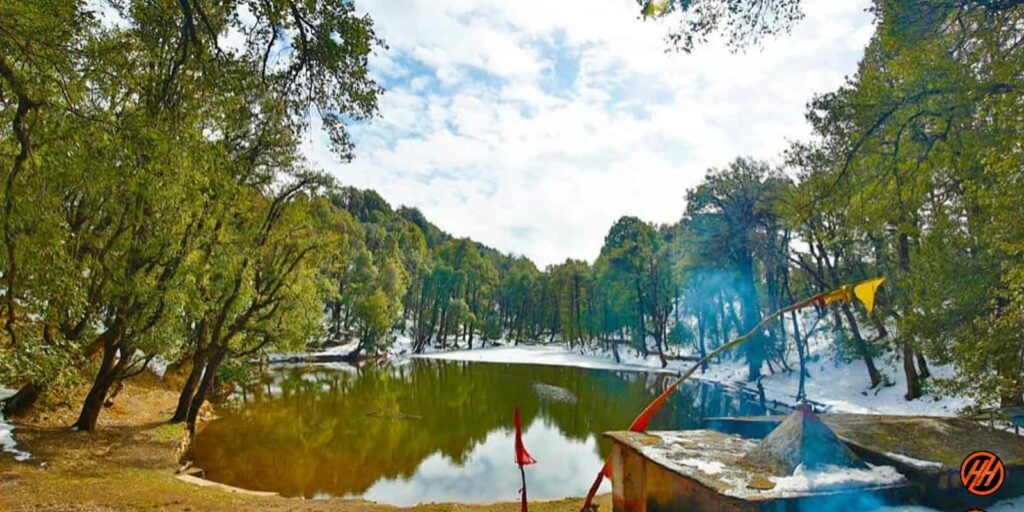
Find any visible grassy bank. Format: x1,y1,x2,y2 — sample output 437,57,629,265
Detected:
0,375,611,511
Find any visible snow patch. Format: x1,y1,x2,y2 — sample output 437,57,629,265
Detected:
414,345,675,374
675,458,726,475
694,324,973,417
311,341,360,357
268,341,361,363
768,463,906,495
149,356,170,378
0,386,31,462
884,452,944,470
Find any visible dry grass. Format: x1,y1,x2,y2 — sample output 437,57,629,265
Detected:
0,374,611,512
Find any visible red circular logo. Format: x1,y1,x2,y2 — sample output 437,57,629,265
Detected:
960,451,1004,496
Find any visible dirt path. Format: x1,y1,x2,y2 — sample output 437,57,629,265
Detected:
0,375,611,511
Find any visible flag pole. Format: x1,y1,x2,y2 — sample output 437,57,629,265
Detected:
514,406,536,512
580,277,884,511
520,463,529,512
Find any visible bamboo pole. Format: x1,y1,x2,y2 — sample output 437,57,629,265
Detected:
520,464,529,512
580,291,828,511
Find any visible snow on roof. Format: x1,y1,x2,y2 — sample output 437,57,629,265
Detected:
606,429,906,501
768,463,906,496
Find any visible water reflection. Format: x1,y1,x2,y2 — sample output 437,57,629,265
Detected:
359,418,605,505
192,359,777,505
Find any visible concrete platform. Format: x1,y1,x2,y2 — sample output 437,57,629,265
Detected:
701,414,1024,510
604,429,913,512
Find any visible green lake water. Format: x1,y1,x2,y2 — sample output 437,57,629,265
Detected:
192,358,778,505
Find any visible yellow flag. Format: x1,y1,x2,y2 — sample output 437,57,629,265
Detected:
641,0,671,16
853,277,886,314
822,285,854,306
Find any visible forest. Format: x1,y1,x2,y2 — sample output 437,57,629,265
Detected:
2,0,1023,441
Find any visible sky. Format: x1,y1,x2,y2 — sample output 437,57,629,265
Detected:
302,0,876,268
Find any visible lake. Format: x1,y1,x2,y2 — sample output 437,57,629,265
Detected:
191,358,780,505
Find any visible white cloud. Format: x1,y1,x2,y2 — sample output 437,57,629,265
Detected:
358,418,609,505
305,0,874,267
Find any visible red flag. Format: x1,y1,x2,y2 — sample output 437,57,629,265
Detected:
585,379,681,505
514,407,536,466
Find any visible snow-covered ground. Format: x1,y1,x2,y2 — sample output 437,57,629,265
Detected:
416,344,676,374
0,386,31,462
416,340,972,417
696,351,970,417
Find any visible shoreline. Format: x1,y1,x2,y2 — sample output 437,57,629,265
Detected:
403,340,973,418
0,371,612,511
0,342,978,510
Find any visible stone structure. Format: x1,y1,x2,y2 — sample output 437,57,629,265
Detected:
603,408,1024,511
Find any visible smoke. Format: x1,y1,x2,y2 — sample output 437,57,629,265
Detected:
679,268,757,353
794,490,895,512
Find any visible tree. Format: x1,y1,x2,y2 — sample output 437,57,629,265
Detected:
173,179,336,431
1,0,383,429
791,0,1024,402
638,0,804,53
0,0,99,409
597,216,672,366
685,157,786,381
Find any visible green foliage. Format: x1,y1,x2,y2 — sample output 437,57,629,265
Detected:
779,0,1024,404
0,0,382,428
215,361,253,387
639,0,804,53
356,290,394,351
4,0,1024,425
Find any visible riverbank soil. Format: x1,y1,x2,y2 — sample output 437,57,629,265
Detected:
0,373,611,511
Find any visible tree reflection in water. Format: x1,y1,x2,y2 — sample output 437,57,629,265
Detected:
192,359,772,504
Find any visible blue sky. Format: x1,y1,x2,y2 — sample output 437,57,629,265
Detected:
303,0,875,267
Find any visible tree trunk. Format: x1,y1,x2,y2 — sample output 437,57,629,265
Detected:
1,382,40,417
715,296,726,349
897,231,921,400
839,304,883,388
634,280,648,357
902,340,921,400
697,310,708,372
73,331,121,431
790,310,807,402
436,304,448,349
737,257,764,382
172,348,208,423
330,302,342,336
172,322,211,422
186,346,227,434
655,331,667,368
915,349,931,379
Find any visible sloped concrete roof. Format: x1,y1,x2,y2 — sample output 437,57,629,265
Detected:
743,405,865,473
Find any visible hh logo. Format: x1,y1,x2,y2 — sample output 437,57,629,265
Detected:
960,451,1004,496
